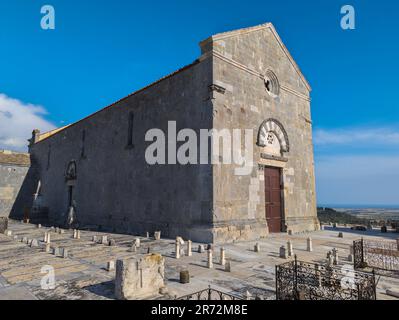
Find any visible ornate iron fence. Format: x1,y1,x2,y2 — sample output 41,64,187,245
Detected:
354,238,399,278
177,287,243,300
276,257,376,300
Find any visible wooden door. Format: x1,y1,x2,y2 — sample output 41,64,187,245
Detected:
265,167,282,233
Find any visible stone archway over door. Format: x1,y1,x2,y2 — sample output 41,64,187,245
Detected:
264,167,282,233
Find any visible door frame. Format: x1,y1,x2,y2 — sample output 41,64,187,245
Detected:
264,165,286,233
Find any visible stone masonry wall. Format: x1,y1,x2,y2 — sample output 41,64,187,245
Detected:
30,59,215,242
0,151,31,218
204,25,319,242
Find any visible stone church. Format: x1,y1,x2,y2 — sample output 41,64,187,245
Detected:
20,23,319,243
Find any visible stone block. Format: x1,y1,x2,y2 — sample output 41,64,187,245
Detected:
154,231,161,240
62,248,69,258
101,235,108,244
115,254,165,300
107,261,115,271
0,217,8,234
180,270,190,284
279,246,288,259
30,239,39,247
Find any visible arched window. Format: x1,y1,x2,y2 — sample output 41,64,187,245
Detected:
65,160,77,181
257,119,289,156
264,70,280,97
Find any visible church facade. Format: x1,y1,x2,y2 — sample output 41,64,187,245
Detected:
26,23,319,243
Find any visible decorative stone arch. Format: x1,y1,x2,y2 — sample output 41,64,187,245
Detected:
65,160,77,181
264,69,280,97
257,119,290,155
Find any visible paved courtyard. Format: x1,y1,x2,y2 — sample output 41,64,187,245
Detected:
1,220,399,300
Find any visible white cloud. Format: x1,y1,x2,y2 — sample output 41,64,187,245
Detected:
316,154,399,206
314,127,399,146
0,93,56,151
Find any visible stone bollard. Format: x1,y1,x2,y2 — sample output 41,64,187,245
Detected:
207,249,213,269
225,261,231,272
254,243,260,253
348,254,354,262
107,261,115,272
134,238,141,248
180,270,190,284
13,235,18,241
76,230,81,239
381,226,387,233
108,239,116,246
280,246,288,259
45,243,51,253
154,231,161,240
198,245,205,253
129,244,137,252
30,239,39,247
288,230,293,236
338,232,344,238
22,237,27,244
332,248,339,265
326,251,334,267
37,224,41,229
73,229,77,238
175,241,180,259
186,240,192,257
53,247,60,256
307,237,313,252
146,232,150,239
177,237,185,256
92,235,98,243
287,240,294,257
101,235,108,244
55,227,59,233
5,230,12,237
59,229,64,234
62,248,69,258
220,247,226,266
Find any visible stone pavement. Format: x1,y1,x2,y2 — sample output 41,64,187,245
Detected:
0,220,399,300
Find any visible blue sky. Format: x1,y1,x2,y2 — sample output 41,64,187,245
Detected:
0,0,398,206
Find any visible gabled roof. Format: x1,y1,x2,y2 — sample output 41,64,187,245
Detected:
200,22,311,91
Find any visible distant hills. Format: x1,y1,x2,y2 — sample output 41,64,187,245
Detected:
317,207,369,225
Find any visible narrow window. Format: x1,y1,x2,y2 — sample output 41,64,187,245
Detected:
81,130,86,158
46,145,51,170
127,112,134,147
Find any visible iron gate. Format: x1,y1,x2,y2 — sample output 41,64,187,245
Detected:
276,257,376,300
354,238,399,278
177,287,243,300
